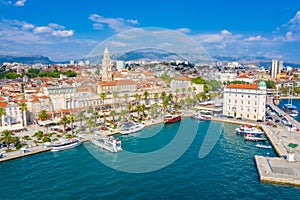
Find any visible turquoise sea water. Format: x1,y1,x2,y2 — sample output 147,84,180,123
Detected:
1,118,300,199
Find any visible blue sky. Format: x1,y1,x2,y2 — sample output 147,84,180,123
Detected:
0,0,300,62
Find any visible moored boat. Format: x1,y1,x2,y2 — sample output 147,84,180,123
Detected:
50,139,82,152
192,113,212,121
255,143,272,149
165,114,181,124
92,135,122,153
120,121,144,135
283,104,298,117
235,125,264,136
244,134,267,142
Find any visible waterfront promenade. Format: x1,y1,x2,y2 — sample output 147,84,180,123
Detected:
254,98,300,186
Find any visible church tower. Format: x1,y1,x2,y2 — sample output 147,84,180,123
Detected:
101,48,113,82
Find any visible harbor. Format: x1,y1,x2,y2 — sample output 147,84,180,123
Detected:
253,97,300,186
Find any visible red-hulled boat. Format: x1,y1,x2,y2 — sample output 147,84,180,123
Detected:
164,114,182,124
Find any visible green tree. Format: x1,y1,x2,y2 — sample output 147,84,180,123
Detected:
1,130,14,149
76,111,85,129
154,93,159,103
161,91,166,102
100,92,107,104
136,105,143,118
265,80,276,89
38,110,49,121
59,115,69,133
19,102,27,127
0,108,6,127
191,77,206,84
143,91,150,105
87,116,96,133
68,114,76,134
124,93,129,104
119,109,128,122
110,110,117,124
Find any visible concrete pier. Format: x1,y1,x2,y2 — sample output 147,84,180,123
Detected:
255,155,300,186
0,146,52,163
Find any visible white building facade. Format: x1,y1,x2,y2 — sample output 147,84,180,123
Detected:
223,81,266,121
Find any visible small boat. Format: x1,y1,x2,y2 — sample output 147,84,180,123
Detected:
192,113,212,121
283,86,298,117
92,135,122,153
120,121,144,134
255,143,272,149
50,139,82,152
235,125,264,136
165,114,182,124
283,104,298,117
244,134,267,142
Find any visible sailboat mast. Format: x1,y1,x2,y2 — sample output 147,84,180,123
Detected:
291,83,293,105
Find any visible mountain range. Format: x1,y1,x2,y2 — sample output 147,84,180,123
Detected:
0,55,54,65
1,52,300,68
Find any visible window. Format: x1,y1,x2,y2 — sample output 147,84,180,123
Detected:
248,101,250,104
248,95,250,98
255,102,257,105
254,109,257,113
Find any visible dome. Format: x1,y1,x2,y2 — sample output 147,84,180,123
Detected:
258,80,266,88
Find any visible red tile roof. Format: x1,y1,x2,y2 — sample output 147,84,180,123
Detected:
227,84,258,90
0,102,8,108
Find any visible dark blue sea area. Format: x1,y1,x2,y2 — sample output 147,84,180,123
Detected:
0,118,299,199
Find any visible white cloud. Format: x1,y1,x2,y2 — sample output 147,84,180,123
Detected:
22,23,34,30
246,35,268,41
34,26,53,34
274,10,300,42
89,14,139,32
221,29,232,36
176,28,191,34
0,0,12,5
53,30,74,37
14,0,26,7
111,41,127,47
49,23,65,30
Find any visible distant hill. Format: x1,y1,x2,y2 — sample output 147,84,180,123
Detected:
116,48,184,61
0,55,54,65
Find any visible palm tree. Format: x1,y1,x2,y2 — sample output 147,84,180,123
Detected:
87,116,96,133
93,110,99,124
134,93,140,103
87,106,94,114
59,115,69,133
100,92,107,104
143,91,150,105
182,87,186,97
141,104,146,117
68,114,76,135
136,105,143,118
124,93,129,104
175,88,180,102
126,103,132,116
154,93,159,103
76,111,85,129
113,92,119,109
110,110,116,124
38,110,49,121
19,102,27,127
0,108,6,127
119,109,127,122
161,91,166,102
1,130,14,150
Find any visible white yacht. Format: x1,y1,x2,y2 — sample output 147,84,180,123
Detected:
50,138,82,152
92,135,122,153
120,121,144,135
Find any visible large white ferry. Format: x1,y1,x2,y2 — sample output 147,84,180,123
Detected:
120,121,144,135
92,135,122,153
